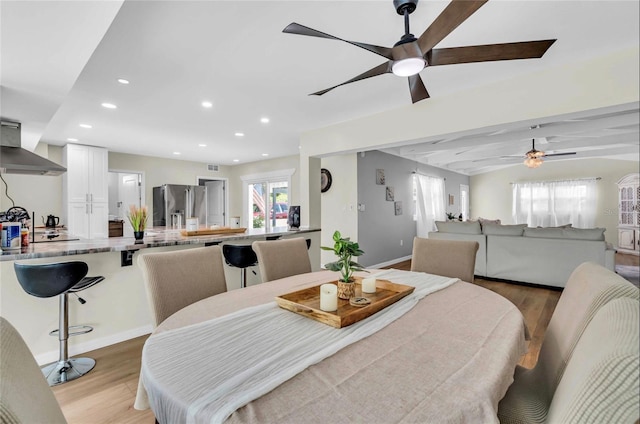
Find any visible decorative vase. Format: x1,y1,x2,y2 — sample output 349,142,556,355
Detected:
337,280,355,299
134,231,144,241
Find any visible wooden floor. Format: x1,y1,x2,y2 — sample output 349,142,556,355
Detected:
52,253,639,424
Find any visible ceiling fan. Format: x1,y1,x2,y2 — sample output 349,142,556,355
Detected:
517,138,577,168
283,0,556,104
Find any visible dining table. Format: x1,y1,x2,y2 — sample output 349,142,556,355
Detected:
135,269,528,424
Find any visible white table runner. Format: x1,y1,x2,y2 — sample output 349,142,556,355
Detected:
141,270,457,424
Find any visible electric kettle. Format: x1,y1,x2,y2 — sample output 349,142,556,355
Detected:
43,215,60,228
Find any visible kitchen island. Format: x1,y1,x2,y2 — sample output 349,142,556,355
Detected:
0,226,321,364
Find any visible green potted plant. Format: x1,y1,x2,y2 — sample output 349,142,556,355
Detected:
321,230,366,299
127,205,148,241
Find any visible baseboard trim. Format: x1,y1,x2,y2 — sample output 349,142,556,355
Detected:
478,276,564,292
35,325,153,366
369,255,412,269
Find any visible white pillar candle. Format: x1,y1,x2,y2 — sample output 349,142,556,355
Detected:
361,278,377,293
320,284,338,312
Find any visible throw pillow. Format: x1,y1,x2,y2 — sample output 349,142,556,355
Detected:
435,220,482,234
482,223,527,236
478,217,501,228
523,227,565,239
562,227,606,241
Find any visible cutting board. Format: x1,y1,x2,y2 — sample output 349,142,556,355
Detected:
180,227,247,236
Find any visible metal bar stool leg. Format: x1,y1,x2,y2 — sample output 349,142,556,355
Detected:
41,292,95,386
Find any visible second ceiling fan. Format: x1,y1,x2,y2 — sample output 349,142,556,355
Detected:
283,0,556,103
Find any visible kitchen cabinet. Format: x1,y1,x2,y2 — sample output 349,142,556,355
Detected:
63,144,109,239
617,173,640,254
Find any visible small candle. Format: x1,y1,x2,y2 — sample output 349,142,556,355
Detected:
362,278,376,293
320,284,338,312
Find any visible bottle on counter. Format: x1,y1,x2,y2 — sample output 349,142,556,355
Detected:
21,226,29,247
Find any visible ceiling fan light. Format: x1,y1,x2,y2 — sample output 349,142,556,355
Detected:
392,57,425,77
524,157,543,168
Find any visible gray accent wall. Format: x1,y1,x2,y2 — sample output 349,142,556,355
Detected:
357,150,469,267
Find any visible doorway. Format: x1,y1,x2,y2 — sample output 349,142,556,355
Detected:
198,177,227,227
109,170,144,237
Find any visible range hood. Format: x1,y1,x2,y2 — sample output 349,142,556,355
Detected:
0,120,66,176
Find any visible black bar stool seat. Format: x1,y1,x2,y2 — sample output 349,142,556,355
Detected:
14,261,105,386
222,244,258,289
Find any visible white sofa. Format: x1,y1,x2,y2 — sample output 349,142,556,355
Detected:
428,221,616,288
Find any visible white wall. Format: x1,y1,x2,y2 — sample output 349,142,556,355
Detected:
470,158,639,246
320,154,358,268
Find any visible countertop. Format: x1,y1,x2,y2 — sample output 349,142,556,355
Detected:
1,226,321,261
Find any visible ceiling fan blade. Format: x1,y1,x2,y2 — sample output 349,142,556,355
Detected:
417,0,488,55
283,23,393,59
543,152,577,157
427,40,557,66
310,61,392,96
408,74,430,103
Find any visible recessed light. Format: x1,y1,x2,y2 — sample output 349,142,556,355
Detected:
261,153,269,157
67,138,78,142
198,143,207,147
101,102,117,109
79,124,92,129
233,159,240,163
173,152,181,155
234,132,244,137
201,101,213,108
117,78,130,84
260,117,270,124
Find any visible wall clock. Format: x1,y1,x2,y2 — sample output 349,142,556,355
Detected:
321,168,332,193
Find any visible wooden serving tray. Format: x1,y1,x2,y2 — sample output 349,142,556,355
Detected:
275,277,415,328
180,227,247,236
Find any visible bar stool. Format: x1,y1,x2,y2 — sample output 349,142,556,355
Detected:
14,261,104,386
222,244,258,289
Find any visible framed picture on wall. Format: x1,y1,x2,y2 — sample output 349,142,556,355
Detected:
394,201,403,215
376,169,385,185
386,186,394,201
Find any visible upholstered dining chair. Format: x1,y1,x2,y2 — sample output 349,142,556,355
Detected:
252,237,312,283
410,237,479,282
0,316,68,424
138,245,227,328
497,262,640,423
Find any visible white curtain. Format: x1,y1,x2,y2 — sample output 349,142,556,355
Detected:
512,179,598,228
415,174,445,238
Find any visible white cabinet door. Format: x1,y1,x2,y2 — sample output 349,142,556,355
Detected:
67,202,90,239
618,228,636,250
64,144,90,203
89,202,109,239
88,148,109,203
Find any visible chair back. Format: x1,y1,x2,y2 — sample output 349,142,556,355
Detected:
0,316,68,423
497,262,639,423
222,244,258,269
14,261,88,298
252,237,312,282
410,237,479,282
546,297,639,423
138,246,227,327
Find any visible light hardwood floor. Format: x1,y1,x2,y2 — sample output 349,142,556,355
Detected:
52,253,639,423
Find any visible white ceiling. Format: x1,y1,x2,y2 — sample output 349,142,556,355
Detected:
1,0,638,175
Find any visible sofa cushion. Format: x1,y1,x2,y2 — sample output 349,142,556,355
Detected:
562,227,606,241
482,223,527,236
478,217,501,227
523,227,565,239
523,227,606,241
434,220,482,235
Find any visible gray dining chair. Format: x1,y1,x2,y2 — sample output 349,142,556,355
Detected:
410,237,479,282
138,245,227,327
497,262,640,423
0,316,68,424
252,237,312,282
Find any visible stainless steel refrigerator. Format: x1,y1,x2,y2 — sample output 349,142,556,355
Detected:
153,184,207,228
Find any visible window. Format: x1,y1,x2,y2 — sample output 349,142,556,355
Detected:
242,169,295,231
413,174,446,237
512,178,598,228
